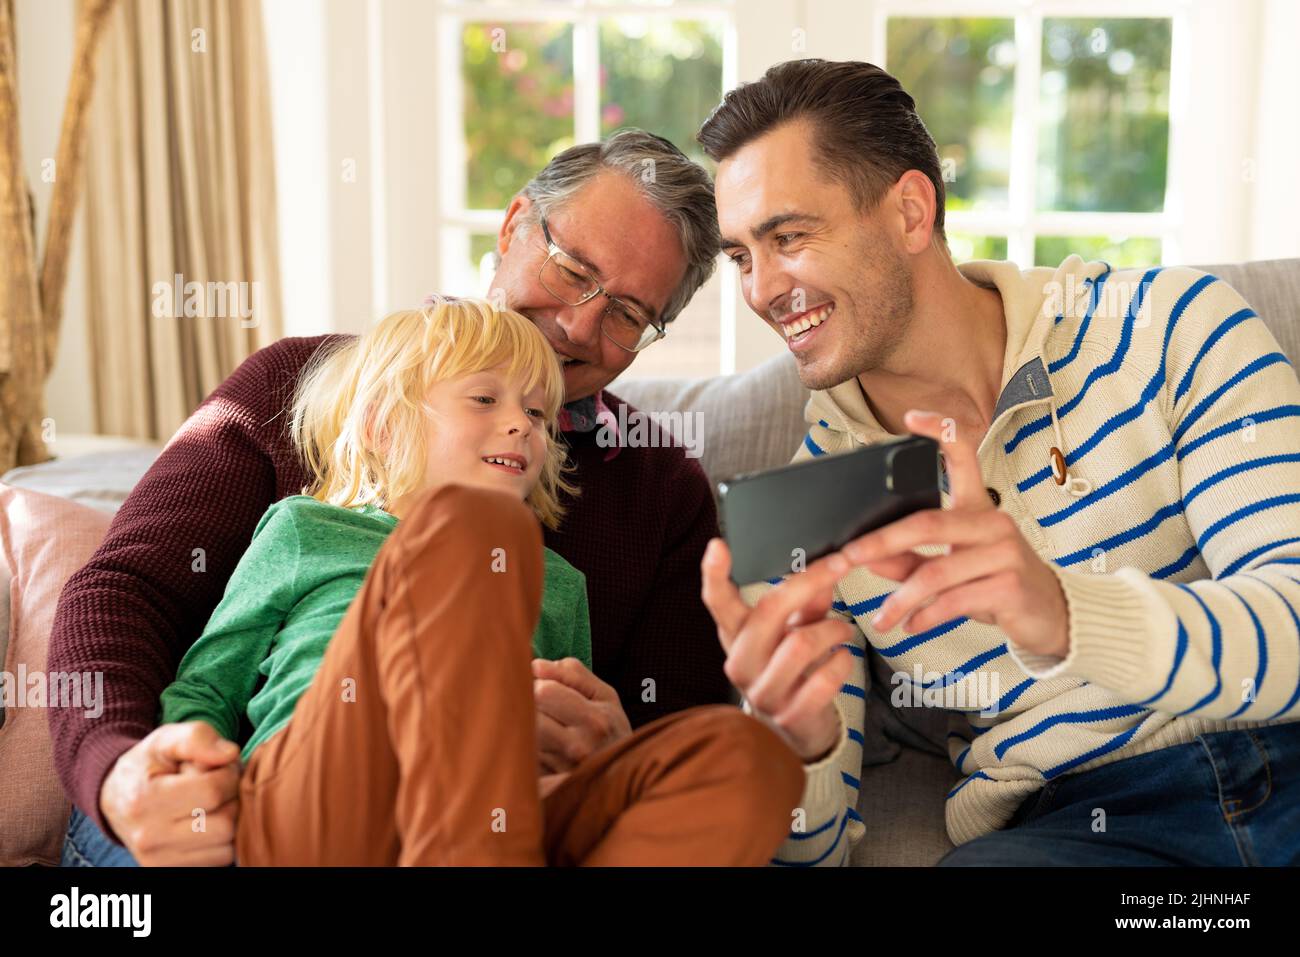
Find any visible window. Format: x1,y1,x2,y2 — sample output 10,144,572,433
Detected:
878,3,1180,269
437,1,736,379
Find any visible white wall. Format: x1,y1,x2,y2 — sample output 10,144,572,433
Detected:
261,0,333,339
1247,0,1300,261
1176,0,1262,264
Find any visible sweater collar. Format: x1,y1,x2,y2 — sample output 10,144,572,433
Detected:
808,256,1106,446
557,390,623,462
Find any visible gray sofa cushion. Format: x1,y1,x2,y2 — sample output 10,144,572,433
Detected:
611,350,812,509
0,447,163,514
1201,258,1300,364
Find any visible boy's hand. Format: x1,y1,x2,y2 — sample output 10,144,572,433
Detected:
532,658,632,772
99,721,242,867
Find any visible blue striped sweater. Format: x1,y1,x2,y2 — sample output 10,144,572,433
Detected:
742,256,1300,866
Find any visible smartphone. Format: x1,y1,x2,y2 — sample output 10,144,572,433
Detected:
717,435,943,586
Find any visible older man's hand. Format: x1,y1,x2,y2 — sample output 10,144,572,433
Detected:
99,721,242,867
532,657,632,772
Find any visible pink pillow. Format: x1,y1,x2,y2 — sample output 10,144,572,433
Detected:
0,483,111,866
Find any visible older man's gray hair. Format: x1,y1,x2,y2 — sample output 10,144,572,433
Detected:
519,129,720,325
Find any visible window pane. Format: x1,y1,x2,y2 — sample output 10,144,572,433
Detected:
599,18,723,165
887,17,1016,211
463,22,575,210
948,233,1007,262
1038,19,1172,212
1033,235,1161,268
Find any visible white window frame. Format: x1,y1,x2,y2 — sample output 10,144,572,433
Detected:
872,0,1191,266
433,1,741,372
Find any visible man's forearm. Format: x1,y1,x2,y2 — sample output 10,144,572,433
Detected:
55,717,151,838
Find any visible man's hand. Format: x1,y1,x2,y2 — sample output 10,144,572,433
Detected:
701,540,857,762
846,410,1070,659
532,658,632,773
99,721,242,867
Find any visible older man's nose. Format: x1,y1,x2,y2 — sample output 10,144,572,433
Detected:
556,297,605,350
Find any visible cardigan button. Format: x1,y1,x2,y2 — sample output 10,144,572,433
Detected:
986,486,1001,507
1049,447,1067,485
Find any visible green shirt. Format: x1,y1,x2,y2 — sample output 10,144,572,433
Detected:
160,495,591,761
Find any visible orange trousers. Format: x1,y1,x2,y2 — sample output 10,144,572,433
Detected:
235,483,804,865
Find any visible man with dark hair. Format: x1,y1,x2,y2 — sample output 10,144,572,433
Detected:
699,58,1300,866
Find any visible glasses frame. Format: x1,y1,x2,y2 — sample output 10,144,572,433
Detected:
537,217,667,353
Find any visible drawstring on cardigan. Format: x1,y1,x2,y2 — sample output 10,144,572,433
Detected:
1047,396,1091,498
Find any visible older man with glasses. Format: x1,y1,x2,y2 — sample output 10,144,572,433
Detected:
536,216,667,352
48,130,802,867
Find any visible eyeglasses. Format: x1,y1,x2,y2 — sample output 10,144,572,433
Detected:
537,217,666,353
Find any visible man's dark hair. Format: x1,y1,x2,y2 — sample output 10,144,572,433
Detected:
697,59,946,239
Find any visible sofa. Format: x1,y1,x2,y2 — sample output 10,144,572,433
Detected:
4,257,1298,866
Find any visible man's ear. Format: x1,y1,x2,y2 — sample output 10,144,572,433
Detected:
499,194,533,256
893,170,937,255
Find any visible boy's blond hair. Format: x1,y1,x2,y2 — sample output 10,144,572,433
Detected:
289,297,578,530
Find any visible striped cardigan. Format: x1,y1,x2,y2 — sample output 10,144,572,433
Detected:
743,256,1300,866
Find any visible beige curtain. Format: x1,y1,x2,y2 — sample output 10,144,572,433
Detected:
83,0,281,440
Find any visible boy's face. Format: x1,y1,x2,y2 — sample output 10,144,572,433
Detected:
419,363,550,503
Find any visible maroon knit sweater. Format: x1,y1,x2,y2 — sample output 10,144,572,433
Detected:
47,335,731,837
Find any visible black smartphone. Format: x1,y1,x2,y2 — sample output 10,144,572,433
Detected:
717,435,943,586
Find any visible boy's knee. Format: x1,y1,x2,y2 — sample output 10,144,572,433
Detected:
408,482,534,531
397,483,541,563
675,706,805,812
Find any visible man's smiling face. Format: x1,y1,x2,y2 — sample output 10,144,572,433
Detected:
715,119,915,391
489,171,689,403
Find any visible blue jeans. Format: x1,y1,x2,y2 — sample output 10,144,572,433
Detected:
940,722,1300,866
61,807,139,867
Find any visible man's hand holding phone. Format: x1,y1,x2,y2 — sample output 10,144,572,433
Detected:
846,411,1070,660
701,540,858,762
